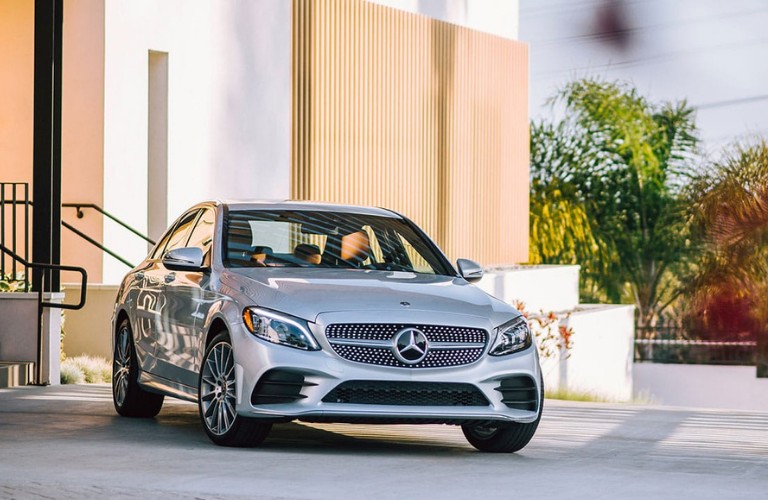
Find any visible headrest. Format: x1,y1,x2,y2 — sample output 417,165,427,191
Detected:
294,243,322,265
251,245,273,266
340,231,370,263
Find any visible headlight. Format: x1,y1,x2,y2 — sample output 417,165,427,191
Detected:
489,316,532,356
242,307,320,351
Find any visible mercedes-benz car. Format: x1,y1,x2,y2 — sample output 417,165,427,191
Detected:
112,201,542,452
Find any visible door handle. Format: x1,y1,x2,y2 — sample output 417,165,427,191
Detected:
164,273,176,284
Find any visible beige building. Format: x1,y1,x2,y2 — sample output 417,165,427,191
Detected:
1,0,529,285
2,0,568,389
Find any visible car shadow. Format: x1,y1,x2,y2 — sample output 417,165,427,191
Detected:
133,407,502,457
262,422,473,456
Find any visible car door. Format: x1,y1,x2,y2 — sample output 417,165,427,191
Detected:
158,207,217,388
148,209,200,385
132,225,175,373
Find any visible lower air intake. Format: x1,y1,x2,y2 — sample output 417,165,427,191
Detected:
495,376,539,411
322,380,490,407
251,369,315,405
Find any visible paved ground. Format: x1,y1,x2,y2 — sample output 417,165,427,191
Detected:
1,384,766,499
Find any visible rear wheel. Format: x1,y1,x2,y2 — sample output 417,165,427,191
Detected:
198,332,272,447
462,378,543,453
112,318,164,418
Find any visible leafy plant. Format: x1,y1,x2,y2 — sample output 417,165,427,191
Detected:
544,387,610,402
60,363,85,384
60,311,66,363
513,300,574,360
0,272,29,292
530,78,700,326
685,140,768,375
60,355,111,384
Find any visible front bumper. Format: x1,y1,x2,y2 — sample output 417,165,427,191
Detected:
231,310,542,425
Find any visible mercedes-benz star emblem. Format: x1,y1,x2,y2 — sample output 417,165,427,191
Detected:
392,327,429,365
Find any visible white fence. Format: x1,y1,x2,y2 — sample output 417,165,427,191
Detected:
475,265,580,312
540,304,636,401
634,363,768,411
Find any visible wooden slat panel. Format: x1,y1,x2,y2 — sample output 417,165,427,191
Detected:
291,0,529,266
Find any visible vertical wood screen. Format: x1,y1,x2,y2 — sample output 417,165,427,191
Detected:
291,0,529,265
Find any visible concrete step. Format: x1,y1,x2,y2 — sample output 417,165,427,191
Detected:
0,362,34,388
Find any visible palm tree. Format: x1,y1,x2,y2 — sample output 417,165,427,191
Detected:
687,140,768,376
530,78,699,327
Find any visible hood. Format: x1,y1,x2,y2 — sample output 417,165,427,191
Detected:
222,268,513,323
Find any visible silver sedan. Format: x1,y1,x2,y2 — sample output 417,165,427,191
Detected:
112,201,542,452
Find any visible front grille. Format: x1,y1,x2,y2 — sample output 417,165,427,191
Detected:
322,380,490,407
330,344,484,368
251,369,316,405
325,323,488,368
326,324,487,343
495,376,539,411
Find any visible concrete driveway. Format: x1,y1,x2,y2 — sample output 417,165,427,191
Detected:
1,384,766,499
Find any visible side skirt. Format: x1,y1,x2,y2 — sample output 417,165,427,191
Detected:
139,370,198,403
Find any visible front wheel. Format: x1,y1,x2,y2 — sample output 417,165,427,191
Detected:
198,333,272,447
462,419,540,453
462,378,543,453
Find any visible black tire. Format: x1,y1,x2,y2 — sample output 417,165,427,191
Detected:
462,377,544,453
112,318,164,418
198,332,272,447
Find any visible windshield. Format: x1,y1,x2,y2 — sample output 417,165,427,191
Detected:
224,210,452,275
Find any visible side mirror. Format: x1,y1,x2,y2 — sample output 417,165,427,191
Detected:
457,258,483,283
163,247,206,272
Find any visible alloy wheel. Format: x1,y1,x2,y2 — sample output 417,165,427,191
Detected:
200,341,237,435
113,325,131,406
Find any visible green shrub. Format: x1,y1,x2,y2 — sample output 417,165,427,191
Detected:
60,363,85,384
60,355,111,384
0,273,29,292
545,387,611,403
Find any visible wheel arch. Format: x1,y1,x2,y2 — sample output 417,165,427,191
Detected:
115,309,129,330
205,316,230,351
113,308,130,350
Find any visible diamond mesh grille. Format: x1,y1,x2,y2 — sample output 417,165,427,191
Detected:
326,323,487,343
325,323,488,368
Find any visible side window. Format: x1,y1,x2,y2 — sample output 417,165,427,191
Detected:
151,210,200,259
149,228,174,260
165,210,200,252
396,233,436,273
185,208,215,252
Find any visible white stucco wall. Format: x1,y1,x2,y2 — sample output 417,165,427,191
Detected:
537,304,635,401
634,363,768,411
554,304,636,401
102,1,291,283
368,0,519,39
475,265,581,312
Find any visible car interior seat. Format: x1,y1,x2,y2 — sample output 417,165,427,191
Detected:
293,243,322,265
251,245,273,266
339,230,370,266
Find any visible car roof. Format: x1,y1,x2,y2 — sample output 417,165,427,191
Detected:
210,200,402,218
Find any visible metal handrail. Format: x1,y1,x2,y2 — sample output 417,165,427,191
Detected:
63,202,156,245
0,242,88,385
0,183,30,284
2,199,147,268
61,220,134,268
